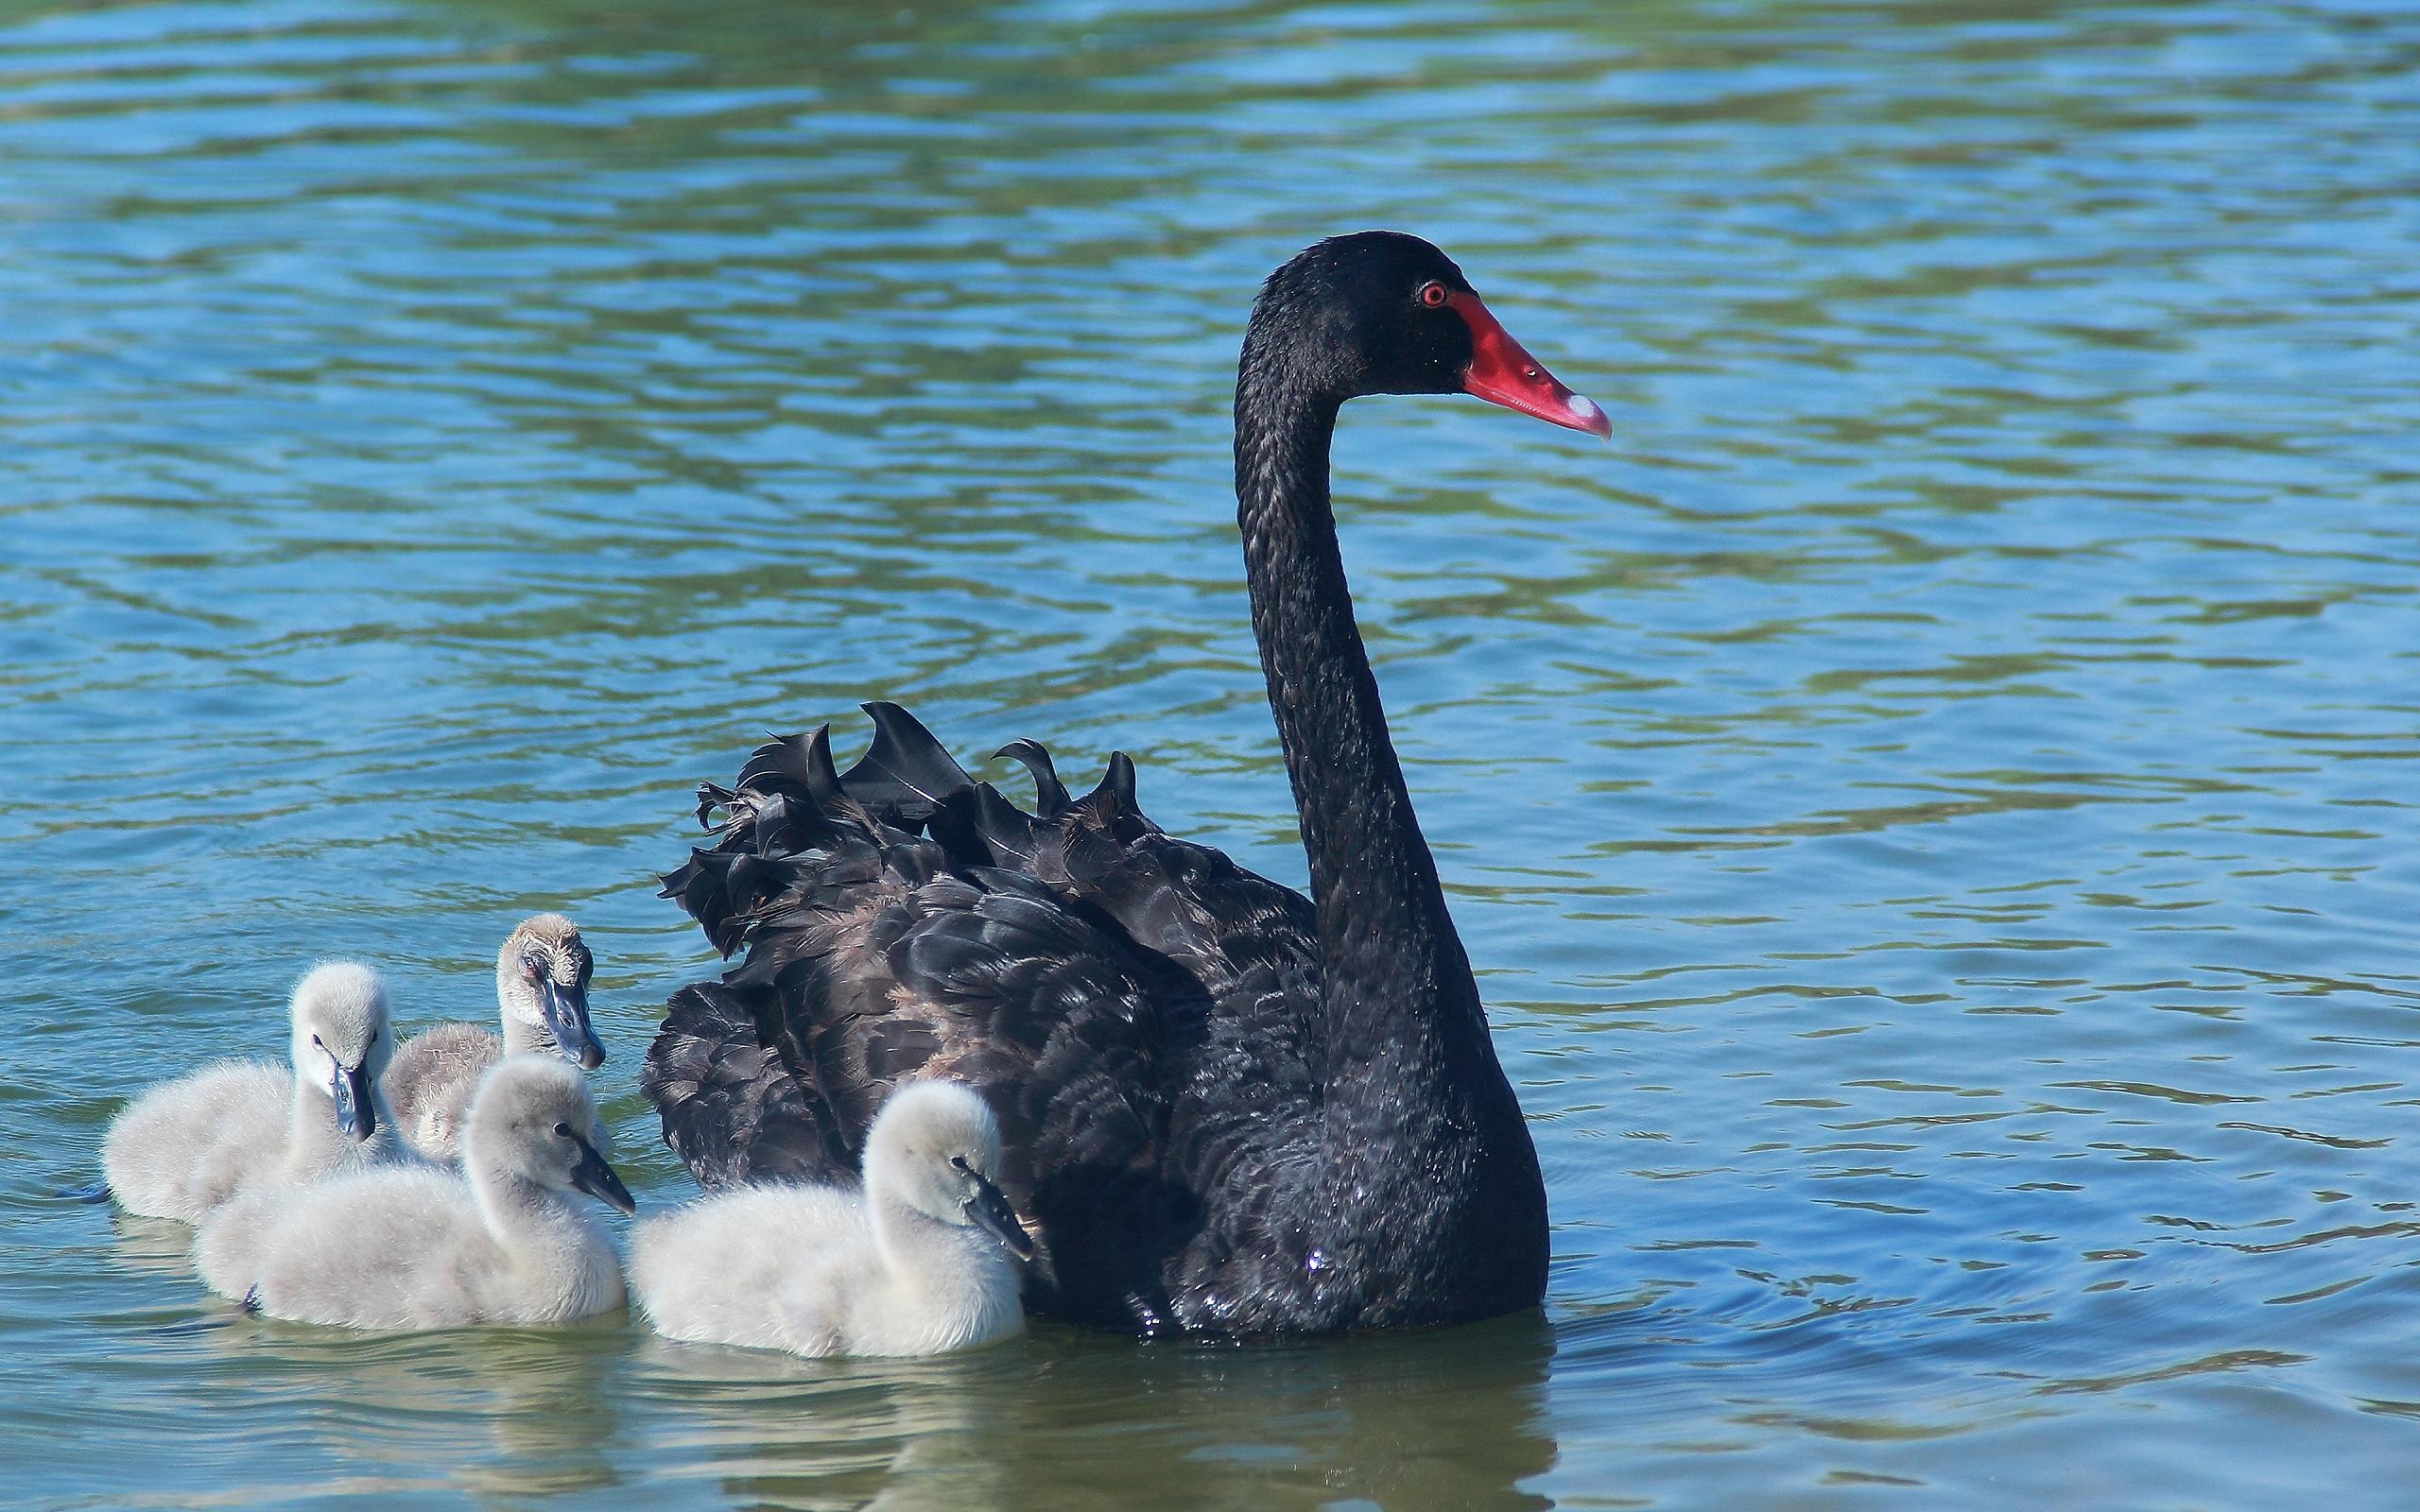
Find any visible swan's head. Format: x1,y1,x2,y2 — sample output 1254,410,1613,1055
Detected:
862,1080,1032,1260
287,962,391,1143
1245,231,1609,438
465,1055,635,1214
495,913,603,1072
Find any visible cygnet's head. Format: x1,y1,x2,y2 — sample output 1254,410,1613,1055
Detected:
465,1055,634,1213
494,913,603,1071
287,962,391,1143
862,1080,1033,1260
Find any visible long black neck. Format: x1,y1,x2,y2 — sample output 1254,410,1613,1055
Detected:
1232,357,1539,1236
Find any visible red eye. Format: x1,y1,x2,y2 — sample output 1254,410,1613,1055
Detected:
1416,282,1449,308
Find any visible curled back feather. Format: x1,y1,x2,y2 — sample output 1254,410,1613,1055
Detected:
994,739,1071,819
838,701,977,827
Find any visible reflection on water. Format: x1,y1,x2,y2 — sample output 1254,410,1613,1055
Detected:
185,1320,632,1500
4,0,2420,1505
628,1317,1556,1511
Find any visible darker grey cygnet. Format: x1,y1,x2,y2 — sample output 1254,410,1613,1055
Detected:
383,913,604,1163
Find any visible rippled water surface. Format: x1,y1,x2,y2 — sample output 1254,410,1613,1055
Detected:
6,0,2419,1504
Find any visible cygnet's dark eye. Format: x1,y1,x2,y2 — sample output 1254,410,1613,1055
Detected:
521,954,546,980
553,1122,572,1139
949,1155,972,1173
311,1034,325,1050
1415,281,1449,308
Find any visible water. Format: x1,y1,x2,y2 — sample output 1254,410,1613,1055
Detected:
4,0,2417,1503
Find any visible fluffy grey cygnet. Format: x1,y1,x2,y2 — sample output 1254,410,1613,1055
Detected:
196,1055,634,1330
102,962,403,1223
383,913,604,1163
631,1079,1031,1358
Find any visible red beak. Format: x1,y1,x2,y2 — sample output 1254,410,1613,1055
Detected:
1447,291,1611,439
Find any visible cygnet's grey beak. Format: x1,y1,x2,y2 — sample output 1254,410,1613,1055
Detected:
330,1059,375,1142
568,1132,636,1214
963,1170,1034,1261
541,978,606,1072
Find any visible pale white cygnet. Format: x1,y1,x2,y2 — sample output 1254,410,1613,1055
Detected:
196,1055,633,1330
384,914,604,1163
102,962,404,1224
631,1079,1030,1358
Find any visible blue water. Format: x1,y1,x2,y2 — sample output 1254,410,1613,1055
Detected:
5,0,2419,1504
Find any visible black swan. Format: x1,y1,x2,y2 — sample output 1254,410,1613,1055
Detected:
645,232,1608,1338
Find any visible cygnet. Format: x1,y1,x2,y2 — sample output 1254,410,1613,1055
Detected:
631,1079,1030,1358
102,962,403,1223
196,1055,633,1330
385,913,604,1163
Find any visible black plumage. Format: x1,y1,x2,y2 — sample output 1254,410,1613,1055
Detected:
645,232,1607,1337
